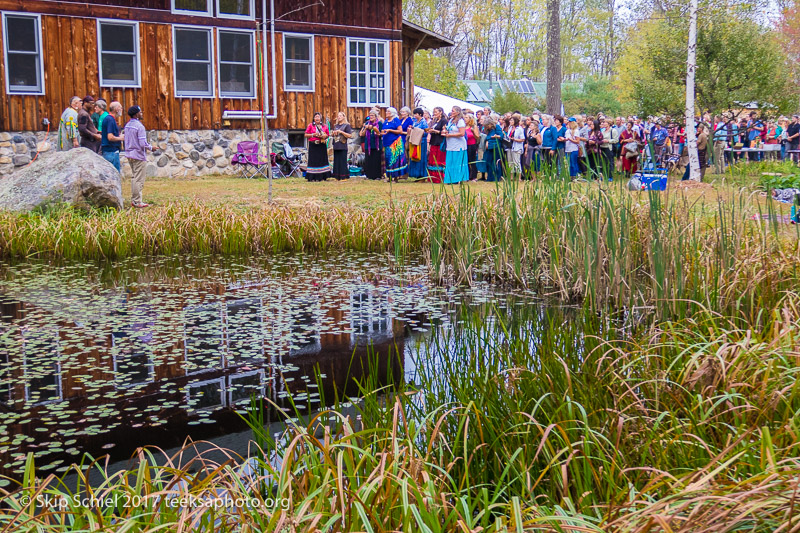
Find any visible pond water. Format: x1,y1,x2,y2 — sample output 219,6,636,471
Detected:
0,253,557,482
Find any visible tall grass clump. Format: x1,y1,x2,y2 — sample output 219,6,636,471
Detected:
3,295,800,530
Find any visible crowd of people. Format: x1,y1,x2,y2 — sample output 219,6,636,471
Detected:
303,106,800,183
57,95,153,208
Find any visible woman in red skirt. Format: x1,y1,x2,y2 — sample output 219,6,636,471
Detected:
619,121,641,178
426,106,448,183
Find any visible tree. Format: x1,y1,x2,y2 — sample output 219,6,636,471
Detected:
616,9,799,118
490,91,542,114
413,50,469,100
563,77,624,115
685,0,700,181
778,0,800,110
545,0,562,114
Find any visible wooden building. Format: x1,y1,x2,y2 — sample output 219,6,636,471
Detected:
0,0,452,133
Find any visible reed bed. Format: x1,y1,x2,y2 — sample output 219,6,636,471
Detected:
0,178,797,321
2,299,800,531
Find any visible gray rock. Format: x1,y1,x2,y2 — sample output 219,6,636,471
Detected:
205,159,215,168
12,135,24,144
157,155,169,167
194,142,206,152
13,154,31,166
189,150,200,162
14,143,29,154
145,164,157,178
204,139,214,148
172,144,183,152
186,132,199,143
225,148,232,158
25,137,37,149
152,149,162,156
218,140,228,148
0,148,123,212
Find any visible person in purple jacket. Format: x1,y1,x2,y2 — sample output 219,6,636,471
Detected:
123,105,153,208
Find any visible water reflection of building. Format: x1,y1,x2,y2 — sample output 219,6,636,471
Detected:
0,279,407,475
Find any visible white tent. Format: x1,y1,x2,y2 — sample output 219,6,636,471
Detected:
414,86,482,113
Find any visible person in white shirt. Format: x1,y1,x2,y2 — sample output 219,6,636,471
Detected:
509,113,525,178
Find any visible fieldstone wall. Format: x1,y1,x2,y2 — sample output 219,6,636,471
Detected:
0,129,299,178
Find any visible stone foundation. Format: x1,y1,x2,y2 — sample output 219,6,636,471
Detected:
0,129,301,178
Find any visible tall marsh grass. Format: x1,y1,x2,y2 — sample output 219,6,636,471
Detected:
0,179,796,322
3,299,800,530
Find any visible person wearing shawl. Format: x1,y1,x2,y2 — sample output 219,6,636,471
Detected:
407,107,428,179
426,106,448,183
360,108,383,180
57,96,81,151
304,112,331,181
381,107,407,181
443,106,468,184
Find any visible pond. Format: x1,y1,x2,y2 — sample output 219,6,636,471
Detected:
0,252,572,482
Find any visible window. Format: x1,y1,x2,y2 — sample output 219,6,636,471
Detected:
283,34,313,92
173,26,214,97
347,39,388,106
218,29,255,98
2,13,44,95
171,0,212,16
287,131,305,148
97,21,140,88
217,0,254,19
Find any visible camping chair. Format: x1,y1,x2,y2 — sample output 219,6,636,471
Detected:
270,141,303,178
231,141,270,179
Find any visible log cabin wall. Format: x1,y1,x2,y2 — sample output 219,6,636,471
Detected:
0,0,404,132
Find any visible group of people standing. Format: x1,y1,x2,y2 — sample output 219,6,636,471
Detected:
56,95,153,207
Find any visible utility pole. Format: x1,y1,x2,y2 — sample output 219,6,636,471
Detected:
685,0,701,181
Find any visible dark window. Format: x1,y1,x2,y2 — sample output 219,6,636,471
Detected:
173,0,211,15
98,22,139,87
3,14,43,94
284,35,313,91
218,0,252,18
287,131,305,148
218,30,254,97
174,27,213,97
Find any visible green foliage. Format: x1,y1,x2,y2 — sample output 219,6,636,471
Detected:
758,173,800,190
563,77,624,116
489,91,542,115
617,10,799,117
413,50,468,100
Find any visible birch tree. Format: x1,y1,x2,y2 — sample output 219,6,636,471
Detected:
546,0,562,114
684,0,700,181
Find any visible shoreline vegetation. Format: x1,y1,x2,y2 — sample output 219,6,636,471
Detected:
3,168,800,530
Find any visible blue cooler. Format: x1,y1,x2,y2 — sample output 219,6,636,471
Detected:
634,171,668,191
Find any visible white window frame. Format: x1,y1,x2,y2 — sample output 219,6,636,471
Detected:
96,19,141,88
22,328,63,406
2,12,45,96
216,0,255,20
185,377,226,412
172,25,215,98
170,0,213,17
217,28,256,99
346,37,390,107
282,33,314,93
184,303,225,375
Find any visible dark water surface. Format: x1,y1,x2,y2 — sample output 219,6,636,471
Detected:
0,253,546,483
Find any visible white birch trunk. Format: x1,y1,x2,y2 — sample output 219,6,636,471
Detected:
685,0,701,181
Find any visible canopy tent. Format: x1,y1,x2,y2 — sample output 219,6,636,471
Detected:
414,86,482,113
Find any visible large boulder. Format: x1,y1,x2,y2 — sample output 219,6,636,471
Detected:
0,148,123,212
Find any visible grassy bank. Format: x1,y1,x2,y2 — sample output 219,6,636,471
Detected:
1,175,797,321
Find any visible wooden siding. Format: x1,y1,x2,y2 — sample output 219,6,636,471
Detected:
0,12,404,132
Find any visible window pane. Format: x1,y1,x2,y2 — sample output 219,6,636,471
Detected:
377,43,384,55
349,73,357,87
378,75,384,88
175,29,209,61
358,58,365,71
174,0,209,12
358,73,365,87
220,64,252,95
369,42,376,55
220,32,251,62
285,62,310,88
350,88,358,102
358,42,365,55
358,89,365,102
370,58,376,72
285,37,310,61
349,41,356,55
101,53,136,83
101,24,135,53
7,53,39,90
369,90,377,103
377,59,384,72
6,16,37,53
176,62,210,93
219,0,250,16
